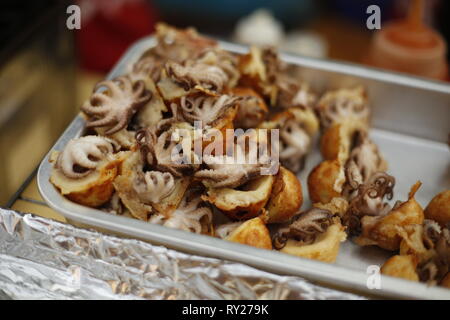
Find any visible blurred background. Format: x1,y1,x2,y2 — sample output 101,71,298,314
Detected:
0,0,449,206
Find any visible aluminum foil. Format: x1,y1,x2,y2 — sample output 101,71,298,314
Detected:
0,208,365,300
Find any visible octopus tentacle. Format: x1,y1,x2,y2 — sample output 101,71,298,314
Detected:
56,136,117,179
81,76,151,135
272,208,333,249
86,113,117,129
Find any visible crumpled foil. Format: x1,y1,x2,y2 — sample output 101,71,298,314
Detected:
0,208,365,300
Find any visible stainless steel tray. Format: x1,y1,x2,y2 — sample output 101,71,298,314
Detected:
38,36,450,299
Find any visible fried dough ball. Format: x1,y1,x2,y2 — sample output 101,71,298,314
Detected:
307,159,345,204
264,166,303,223
316,86,370,130
149,178,191,216
288,106,320,137
134,76,168,128
231,87,268,129
224,217,272,249
49,136,123,208
266,106,319,137
320,121,368,162
258,107,318,172
278,218,347,263
112,151,154,220
238,46,281,104
384,220,450,287
148,187,213,235
397,224,433,262
202,175,274,220
425,190,450,228
381,255,419,282
354,182,425,251
113,150,190,220
51,158,119,208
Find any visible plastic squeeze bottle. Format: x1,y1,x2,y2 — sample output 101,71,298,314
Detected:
366,0,448,81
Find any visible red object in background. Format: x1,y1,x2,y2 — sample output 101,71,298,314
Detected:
76,0,158,73
365,0,448,81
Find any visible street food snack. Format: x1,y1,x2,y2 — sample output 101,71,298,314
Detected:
315,86,370,131
231,87,268,129
272,208,347,263
424,190,450,228
353,181,424,251
260,107,319,172
221,217,272,249
381,255,420,281
381,219,450,288
264,166,303,223
202,175,274,220
48,22,448,279
50,23,308,253
50,136,122,207
308,116,386,205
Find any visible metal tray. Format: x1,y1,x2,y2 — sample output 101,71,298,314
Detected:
38,36,450,299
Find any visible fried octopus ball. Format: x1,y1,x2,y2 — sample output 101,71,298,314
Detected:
225,217,272,249
355,182,425,251
280,221,347,263
307,159,343,205
381,255,419,282
425,190,450,228
202,175,274,220
264,166,303,223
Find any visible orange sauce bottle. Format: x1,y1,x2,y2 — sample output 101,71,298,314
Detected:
366,0,448,81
